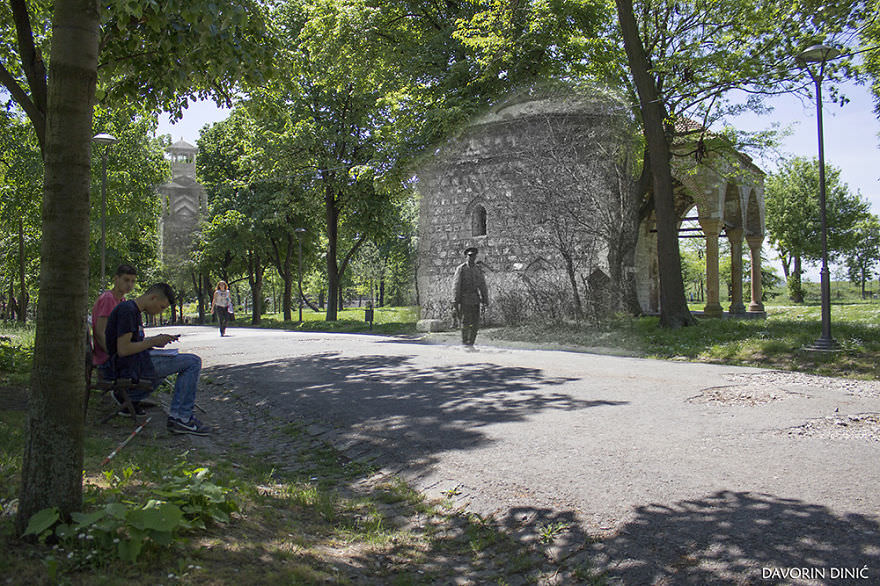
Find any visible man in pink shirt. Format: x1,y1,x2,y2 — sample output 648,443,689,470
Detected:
91,264,137,376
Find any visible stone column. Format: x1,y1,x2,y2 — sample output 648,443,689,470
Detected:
700,218,724,318
747,235,765,313
727,227,746,315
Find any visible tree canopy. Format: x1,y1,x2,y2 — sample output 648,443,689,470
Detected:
765,156,870,300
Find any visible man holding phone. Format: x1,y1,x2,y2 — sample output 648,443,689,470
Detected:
105,282,210,435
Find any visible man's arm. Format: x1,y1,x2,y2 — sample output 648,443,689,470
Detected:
452,264,463,304
478,271,489,305
93,315,109,353
116,332,179,357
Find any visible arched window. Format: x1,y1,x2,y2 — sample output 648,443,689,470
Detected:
472,205,487,236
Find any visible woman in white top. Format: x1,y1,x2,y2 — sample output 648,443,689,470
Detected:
211,281,233,336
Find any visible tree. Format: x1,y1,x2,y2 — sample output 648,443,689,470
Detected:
765,157,869,301
238,0,421,320
13,0,102,535
4,0,273,532
844,215,880,299
610,0,870,327
0,113,42,323
197,110,322,321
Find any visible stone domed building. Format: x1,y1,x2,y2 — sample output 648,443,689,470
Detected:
416,93,766,324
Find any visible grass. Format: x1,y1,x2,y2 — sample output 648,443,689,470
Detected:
480,302,880,379
225,305,420,336
0,323,34,388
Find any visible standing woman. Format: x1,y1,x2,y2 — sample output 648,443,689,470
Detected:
211,281,233,336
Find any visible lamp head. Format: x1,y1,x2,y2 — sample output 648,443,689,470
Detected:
796,44,841,65
92,132,117,146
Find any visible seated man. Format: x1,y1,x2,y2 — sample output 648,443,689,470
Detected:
91,264,138,379
105,282,210,436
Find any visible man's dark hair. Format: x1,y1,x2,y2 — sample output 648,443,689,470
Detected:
114,264,137,276
146,283,176,307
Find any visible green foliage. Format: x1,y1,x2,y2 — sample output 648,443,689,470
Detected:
766,157,869,264
151,463,238,528
0,113,43,320
23,464,236,566
765,157,870,301
0,337,32,376
0,411,25,517
843,215,880,296
862,1,880,115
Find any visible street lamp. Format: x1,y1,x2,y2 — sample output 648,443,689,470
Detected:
295,228,306,322
92,132,117,290
795,44,840,351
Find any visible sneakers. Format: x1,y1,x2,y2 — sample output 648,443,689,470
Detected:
167,416,211,436
112,390,147,416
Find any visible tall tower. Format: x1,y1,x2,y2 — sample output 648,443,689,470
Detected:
157,140,207,262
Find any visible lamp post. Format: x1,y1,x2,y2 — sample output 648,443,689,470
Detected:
92,132,117,290
796,44,840,351
295,228,306,322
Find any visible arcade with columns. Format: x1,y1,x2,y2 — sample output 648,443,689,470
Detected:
636,152,766,318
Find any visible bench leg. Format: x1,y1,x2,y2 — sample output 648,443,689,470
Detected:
99,380,142,425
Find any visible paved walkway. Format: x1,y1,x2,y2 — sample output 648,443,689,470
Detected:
166,325,880,584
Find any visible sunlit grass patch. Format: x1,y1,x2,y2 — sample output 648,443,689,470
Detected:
485,303,880,379
232,305,420,335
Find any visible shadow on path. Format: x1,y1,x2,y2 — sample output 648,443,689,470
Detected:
205,352,625,473
513,490,880,584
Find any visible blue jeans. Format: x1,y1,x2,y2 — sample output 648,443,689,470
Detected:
127,353,202,421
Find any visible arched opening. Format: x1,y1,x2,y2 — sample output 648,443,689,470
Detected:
472,204,487,237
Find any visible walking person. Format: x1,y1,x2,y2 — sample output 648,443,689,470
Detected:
211,281,233,336
452,246,489,348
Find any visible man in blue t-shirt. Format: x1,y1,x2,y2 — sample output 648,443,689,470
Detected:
105,282,210,436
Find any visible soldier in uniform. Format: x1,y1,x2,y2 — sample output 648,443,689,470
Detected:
452,246,489,347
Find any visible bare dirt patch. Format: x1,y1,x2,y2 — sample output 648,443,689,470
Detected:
687,384,807,406
780,413,880,442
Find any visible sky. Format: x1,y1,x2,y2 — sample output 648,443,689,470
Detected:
157,81,880,281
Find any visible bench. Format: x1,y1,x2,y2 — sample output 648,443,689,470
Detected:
84,333,153,425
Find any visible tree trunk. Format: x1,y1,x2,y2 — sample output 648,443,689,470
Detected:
17,0,99,533
7,278,15,321
247,251,263,324
17,217,28,323
270,235,294,321
191,270,206,324
789,255,804,303
324,185,340,321
563,253,583,319
780,253,791,279
616,0,694,328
